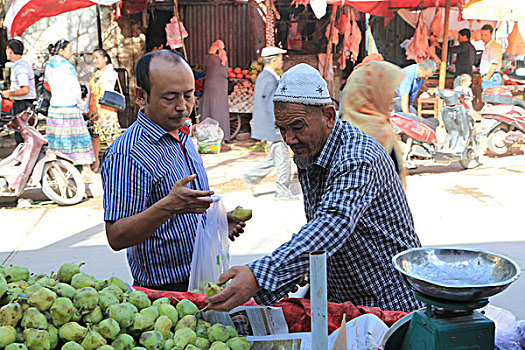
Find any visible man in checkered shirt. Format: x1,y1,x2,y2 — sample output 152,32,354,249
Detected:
208,64,422,312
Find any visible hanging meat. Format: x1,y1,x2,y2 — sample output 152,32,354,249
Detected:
507,22,525,56
405,16,429,63
430,6,444,39
165,16,188,49
338,8,361,70
325,23,340,48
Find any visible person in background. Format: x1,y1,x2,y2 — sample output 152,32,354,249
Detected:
393,59,437,115
480,24,503,91
341,61,407,189
101,50,246,292
245,46,297,200
84,48,122,172
449,28,476,87
45,39,95,179
454,73,474,113
1,39,37,144
208,64,422,312
199,40,230,142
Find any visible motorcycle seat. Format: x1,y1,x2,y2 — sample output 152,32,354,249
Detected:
483,93,525,110
395,112,440,131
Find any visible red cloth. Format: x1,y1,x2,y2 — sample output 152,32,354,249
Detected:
134,287,407,334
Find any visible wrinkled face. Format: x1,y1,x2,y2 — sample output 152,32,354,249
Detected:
136,57,195,132
92,51,107,70
480,30,492,44
274,103,336,161
5,47,14,62
59,43,74,61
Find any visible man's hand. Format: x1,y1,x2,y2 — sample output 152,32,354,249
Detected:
158,175,214,215
207,266,261,312
227,209,246,242
0,90,11,98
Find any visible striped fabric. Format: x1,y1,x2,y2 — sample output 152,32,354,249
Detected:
46,106,95,165
248,119,423,312
101,110,209,287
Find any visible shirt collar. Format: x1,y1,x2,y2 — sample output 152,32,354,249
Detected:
264,67,280,81
136,109,189,143
313,118,343,169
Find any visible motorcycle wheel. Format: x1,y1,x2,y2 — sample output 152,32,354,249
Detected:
487,125,510,155
459,145,480,169
41,159,86,205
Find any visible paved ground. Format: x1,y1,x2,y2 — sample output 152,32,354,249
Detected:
1,136,524,319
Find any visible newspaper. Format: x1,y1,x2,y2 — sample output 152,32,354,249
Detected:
237,314,389,350
203,306,289,336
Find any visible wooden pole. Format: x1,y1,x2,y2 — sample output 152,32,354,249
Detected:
438,0,451,89
323,5,338,79
173,0,188,59
96,5,103,49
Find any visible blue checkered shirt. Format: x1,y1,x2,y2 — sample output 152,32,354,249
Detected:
248,119,423,311
101,110,209,287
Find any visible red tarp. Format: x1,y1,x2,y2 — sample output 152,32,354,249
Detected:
135,287,408,334
4,0,119,38
294,0,466,17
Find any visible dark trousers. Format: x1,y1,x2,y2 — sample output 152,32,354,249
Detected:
134,281,189,292
11,99,35,144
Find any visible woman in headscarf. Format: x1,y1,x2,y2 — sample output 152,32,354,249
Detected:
199,39,230,141
340,60,407,188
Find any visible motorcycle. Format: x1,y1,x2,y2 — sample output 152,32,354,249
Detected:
478,84,525,156
0,96,85,205
390,89,480,169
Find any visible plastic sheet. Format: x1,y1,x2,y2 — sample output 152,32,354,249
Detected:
193,117,224,143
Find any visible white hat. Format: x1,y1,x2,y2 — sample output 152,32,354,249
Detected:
273,63,332,106
261,46,287,58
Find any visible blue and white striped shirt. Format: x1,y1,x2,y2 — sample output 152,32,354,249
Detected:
101,110,209,287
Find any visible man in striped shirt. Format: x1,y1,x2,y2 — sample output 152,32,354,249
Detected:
101,50,245,291
208,64,422,312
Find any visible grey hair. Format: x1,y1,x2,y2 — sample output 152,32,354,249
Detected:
418,59,437,73
274,101,331,113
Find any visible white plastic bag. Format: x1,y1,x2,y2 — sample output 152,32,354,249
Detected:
188,195,230,293
194,118,224,143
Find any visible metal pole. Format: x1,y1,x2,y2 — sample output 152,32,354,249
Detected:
323,5,338,79
310,251,328,350
96,5,103,48
438,0,451,89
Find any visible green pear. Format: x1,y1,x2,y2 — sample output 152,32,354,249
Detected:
47,324,58,350
139,330,165,350
70,273,95,289
98,346,114,350
100,286,124,302
231,208,252,222
56,263,84,284
81,329,107,350
83,305,103,325
111,333,136,350
106,303,135,329
195,337,211,349
58,322,87,342
5,266,29,283
53,283,77,299
152,298,170,307
226,337,250,350
0,302,23,327
140,306,159,320
154,315,172,339
173,328,197,348
60,342,83,350
23,328,50,350
73,287,98,312
1,287,23,304
129,313,155,334
158,303,179,324
107,277,127,293
175,315,197,331
23,284,43,297
98,318,120,340
0,325,16,347
128,290,151,309
0,274,9,298
176,299,199,317
209,341,229,350
5,343,28,350
49,298,74,327
225,325,238,338
207,324,230,343
21,307,48,330
98,292,119,313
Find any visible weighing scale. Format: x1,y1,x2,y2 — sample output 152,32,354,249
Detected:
383,248,521,350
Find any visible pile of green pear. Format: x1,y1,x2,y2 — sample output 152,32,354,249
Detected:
0,263,250,350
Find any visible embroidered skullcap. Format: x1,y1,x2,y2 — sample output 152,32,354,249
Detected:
273,63,332,106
